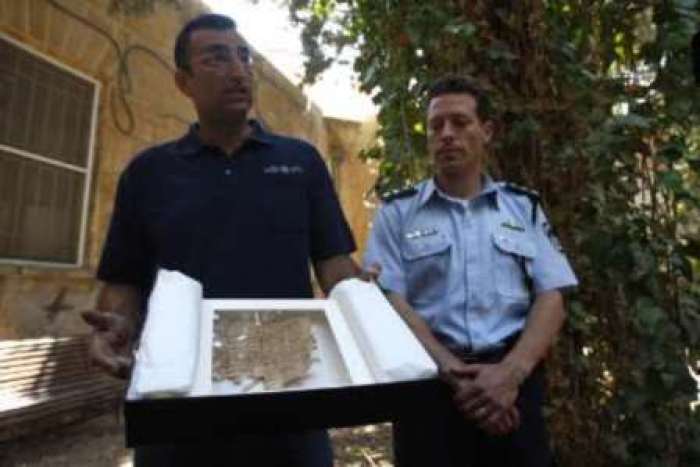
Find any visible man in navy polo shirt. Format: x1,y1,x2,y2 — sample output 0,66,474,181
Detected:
82,13,361,467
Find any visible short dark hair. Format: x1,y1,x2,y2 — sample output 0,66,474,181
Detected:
174,14,237,70
427,76,492,121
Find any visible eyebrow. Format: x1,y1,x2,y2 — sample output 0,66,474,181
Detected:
428,112,472,122
199,44,229,52
197,43,239,54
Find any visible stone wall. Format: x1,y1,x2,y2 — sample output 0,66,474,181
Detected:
325,118,379,259
0,0,376,338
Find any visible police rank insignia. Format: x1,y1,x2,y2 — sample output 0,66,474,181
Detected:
501,220,525,232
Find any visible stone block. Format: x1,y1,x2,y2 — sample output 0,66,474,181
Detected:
2,0,29,34
0,276,98,338
27,0,50,45
46,9,73,57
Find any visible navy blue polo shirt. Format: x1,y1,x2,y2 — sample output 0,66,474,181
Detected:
97,121,356,300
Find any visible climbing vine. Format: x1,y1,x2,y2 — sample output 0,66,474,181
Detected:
288,1,700,466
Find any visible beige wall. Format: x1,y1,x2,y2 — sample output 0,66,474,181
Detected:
325,118,379,260
0,0,376,338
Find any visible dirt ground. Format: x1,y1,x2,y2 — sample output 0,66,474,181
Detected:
0,414,393,467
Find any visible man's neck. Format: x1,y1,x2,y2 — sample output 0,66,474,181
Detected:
435,170,483,200
197,116,251,156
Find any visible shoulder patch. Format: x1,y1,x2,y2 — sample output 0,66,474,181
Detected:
503,183,540,200
543,221,564,252
503,182,540,225
381,186,418,203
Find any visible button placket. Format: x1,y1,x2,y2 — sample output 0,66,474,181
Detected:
458,203,474,348
463,201,473,228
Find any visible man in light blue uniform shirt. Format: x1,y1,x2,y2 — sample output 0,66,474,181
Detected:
364,76,578,467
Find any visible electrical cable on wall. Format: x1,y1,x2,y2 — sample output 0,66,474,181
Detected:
47,0,325,138
48,0,183,135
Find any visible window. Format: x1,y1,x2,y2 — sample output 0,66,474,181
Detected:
0,33,99,267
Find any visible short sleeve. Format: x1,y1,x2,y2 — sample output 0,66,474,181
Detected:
530,206,578,293
363,205,407,296
96,165,154,288
307,148,356,260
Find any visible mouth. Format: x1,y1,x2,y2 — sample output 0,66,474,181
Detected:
222,88,251,100
437,147,463,157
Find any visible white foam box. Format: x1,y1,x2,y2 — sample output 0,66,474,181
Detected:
124,298,444,446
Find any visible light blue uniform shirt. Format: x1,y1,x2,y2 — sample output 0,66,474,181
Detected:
364,177,578,352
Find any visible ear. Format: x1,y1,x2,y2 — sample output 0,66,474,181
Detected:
174,69,192,98
481,119,494,144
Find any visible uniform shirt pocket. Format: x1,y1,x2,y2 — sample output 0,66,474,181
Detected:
491,231,535,300
402,234,451,304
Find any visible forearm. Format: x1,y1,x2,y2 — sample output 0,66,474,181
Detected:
385,292,463,372
313,254,362,295
502,290,565,380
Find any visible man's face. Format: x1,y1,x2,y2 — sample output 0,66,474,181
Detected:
427,93,493,179
177,28,253,122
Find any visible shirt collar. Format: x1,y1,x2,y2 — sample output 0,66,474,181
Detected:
480,176,499,208
420,175,499,209
417,179,439,207
173,119,273,157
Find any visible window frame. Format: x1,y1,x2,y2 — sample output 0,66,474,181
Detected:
0,32,101,269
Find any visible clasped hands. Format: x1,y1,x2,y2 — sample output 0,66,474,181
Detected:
440,360,525,436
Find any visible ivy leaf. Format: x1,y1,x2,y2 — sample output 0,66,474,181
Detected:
635,297,664,329
615,113,651,129
444,22,476,41
657,142,685,163
670,252,693,281
659,170,684,193
680,239,700,259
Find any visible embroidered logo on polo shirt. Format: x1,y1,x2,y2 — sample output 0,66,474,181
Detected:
263,165,304,175
405,228,438,240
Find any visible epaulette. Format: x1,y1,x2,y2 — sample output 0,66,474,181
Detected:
381,186,418,203
503,183,540,225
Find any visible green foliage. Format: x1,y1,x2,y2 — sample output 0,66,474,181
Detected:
289,1,700,465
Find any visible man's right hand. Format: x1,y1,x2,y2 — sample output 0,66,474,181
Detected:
82,310,135,379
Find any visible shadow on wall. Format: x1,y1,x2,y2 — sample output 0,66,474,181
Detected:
0,280,98,339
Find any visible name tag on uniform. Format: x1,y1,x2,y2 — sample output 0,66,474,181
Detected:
405,228,438,240
500,220,525,232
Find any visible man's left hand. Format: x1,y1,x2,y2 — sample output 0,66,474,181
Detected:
359,263,381,282
450,361,526,424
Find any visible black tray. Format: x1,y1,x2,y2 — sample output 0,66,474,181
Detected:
124,378,447,446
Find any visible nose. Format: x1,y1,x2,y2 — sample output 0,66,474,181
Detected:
439,121,456,142
228,58,250,78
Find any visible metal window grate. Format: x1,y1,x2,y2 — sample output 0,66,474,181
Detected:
0,34,98,266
